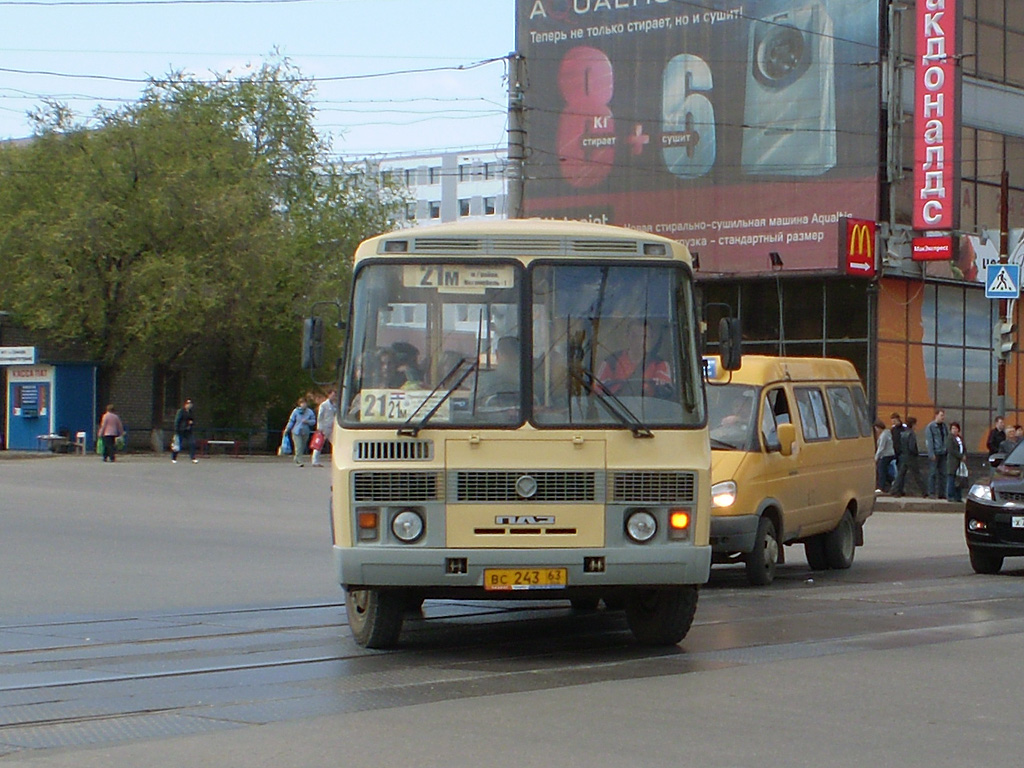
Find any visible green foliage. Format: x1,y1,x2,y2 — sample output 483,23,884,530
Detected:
0,57,406,425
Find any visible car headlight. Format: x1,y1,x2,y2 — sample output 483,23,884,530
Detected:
391,509,424,542
711,480,737,508
968,484,992,502
625,510,658,543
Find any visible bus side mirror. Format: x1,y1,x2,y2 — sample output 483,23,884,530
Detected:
777,423,796,456
719,317,742,371
302,316,325,370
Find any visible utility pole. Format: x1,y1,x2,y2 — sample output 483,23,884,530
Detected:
506,52,526,220
998,169,1010,418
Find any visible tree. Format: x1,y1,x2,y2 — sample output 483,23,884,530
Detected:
0,57,405,427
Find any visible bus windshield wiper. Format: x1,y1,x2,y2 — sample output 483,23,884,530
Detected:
398,358,478,437
570,367,653,439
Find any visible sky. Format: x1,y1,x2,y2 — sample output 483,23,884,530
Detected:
0,0,516,159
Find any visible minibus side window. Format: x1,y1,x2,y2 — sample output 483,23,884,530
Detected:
761,387,791,451
826,386,860,440
850,385,872,437
795,387,831,441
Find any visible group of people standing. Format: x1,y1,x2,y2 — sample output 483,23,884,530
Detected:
874,409,967,502
281,390,337,468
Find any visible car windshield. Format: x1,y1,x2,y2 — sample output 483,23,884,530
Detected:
1005,439,1024,466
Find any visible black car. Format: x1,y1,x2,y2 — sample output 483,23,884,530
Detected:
965,441,1024,573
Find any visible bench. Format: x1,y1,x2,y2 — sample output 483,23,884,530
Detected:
199,439,241,457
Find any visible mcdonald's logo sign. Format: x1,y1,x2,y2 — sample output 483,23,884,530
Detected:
842,218,876,278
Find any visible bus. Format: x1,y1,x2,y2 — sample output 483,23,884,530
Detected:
309,218,737,648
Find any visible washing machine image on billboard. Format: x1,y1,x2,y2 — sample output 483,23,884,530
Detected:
741,1,836,176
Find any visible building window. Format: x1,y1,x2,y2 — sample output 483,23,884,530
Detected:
484,197,496,215
459,164,470,182
406,202,417,221
428,166,441,185
429,201,440,219
404,169,415,186
459,199,470,217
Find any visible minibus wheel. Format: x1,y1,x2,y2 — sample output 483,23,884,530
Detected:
625,586,699,645
823,510,856,570
345,588,405,648
745,515,779,586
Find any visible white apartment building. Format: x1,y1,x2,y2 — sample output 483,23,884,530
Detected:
378,148,509,225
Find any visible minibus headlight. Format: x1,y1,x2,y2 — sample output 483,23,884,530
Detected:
711,480,737,508
391,509,424,543
625,510,658,543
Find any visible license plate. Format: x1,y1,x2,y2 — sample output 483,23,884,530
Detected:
1013,517,1024,529
483,568,568,591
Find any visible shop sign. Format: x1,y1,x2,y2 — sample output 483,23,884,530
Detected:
0,346,36,365
913,0,959,230
912,236,954,261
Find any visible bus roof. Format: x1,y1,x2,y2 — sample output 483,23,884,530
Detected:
353,218,692,266
707,355,862,386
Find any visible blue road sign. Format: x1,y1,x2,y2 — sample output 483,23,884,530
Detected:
986,264,1021,299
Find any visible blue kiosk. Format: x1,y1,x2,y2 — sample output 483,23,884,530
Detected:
4,360,97,452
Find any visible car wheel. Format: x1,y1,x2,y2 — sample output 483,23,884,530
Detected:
345,588,405,649
968,547,1004,574
745,515,779,586
625,586,699,645
824,510,856,570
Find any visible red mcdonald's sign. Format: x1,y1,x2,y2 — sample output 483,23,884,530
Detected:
843,218,876,278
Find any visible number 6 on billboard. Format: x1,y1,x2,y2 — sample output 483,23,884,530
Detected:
662,54,716,179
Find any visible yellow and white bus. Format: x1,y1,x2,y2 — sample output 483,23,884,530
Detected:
317,218,734,648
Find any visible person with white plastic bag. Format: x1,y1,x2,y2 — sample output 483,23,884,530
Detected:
945,422,967,503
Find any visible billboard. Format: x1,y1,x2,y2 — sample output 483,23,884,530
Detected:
517,0,881,275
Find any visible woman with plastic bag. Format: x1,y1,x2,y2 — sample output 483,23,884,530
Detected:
282,397,316,467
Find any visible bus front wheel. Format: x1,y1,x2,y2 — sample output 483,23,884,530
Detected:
345,588,405,649
625,586,699,645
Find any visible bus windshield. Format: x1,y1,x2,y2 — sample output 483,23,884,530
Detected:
341,260,704,430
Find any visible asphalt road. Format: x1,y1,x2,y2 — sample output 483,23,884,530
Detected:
3,453,1022,768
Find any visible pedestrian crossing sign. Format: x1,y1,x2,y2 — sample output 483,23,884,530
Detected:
986,264,1021,299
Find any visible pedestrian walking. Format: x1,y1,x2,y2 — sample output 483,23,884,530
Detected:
284,397,316,467
98,404,125,463
892,416,928,497
925,408,948,499
945,422,966,502
310,389,337,468
874,418,895,493
171,399,198,464
986,415,1006,455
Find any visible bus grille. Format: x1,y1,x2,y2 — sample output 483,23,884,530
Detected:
352,471,441,502
611,471,697,503
451,471,600,503
353,440,433,461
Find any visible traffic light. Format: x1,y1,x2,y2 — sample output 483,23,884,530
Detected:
996,321,1018,360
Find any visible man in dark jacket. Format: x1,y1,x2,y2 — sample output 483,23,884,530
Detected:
890,412,905,465
986,415,1006,455
892,416,927,497
171,399,197,464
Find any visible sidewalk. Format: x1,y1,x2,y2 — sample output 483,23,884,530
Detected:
872,493,964,513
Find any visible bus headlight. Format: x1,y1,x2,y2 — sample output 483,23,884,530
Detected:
391,509,425,543
711,480,737,508
625,510,658,543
